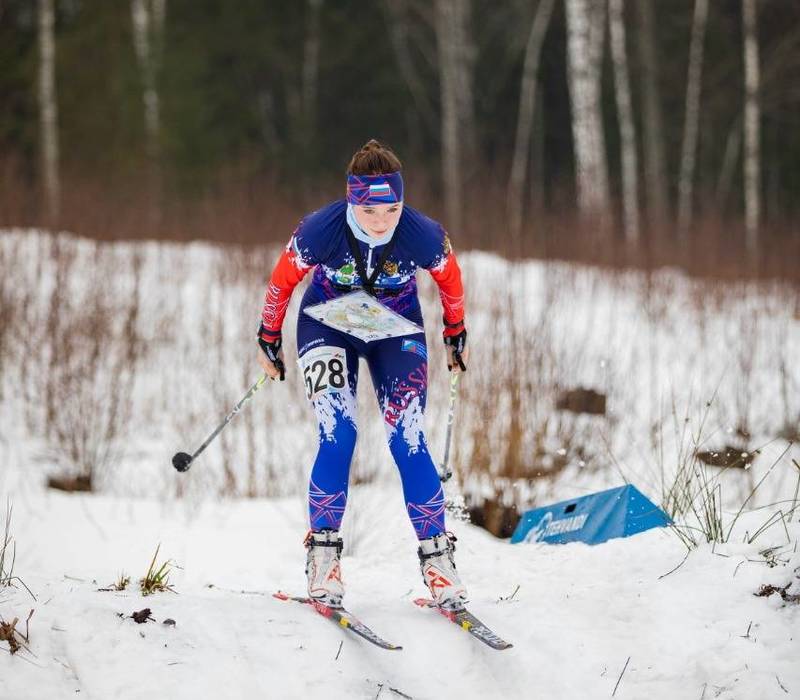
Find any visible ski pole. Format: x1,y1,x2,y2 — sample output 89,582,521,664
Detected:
439,372,460,482
172,373,269,472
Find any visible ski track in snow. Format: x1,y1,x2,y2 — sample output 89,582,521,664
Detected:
1,488,798,699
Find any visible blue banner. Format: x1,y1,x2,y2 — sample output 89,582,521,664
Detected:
510,484,671,545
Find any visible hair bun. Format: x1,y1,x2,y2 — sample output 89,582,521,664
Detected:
347,139,402,176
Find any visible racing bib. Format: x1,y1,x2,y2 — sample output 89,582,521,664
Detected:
298,345,349,400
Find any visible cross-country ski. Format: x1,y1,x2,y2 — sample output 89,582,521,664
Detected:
273,591,402,651
413,598,513,650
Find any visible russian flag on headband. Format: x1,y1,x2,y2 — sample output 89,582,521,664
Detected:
346,172,404,205
369,182,392,198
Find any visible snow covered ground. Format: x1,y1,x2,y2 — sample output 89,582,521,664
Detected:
1,229,797,513
1,229,799,698
1,485,798,699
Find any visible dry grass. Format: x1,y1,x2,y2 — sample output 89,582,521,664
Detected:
1,500,35,601
1,156,799,283
27,239,144,489
139,544,176,597
0,229,797,539
0,611,33,655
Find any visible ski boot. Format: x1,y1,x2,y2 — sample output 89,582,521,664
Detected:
418,532,468,611
304,529,344,607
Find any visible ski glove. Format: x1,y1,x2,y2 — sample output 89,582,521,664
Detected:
257,327,286,381
444,329,467,372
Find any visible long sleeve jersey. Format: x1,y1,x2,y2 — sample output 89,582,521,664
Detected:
259,200,465,341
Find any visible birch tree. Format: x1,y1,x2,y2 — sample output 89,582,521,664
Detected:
565,0,609,218
742,0,760,254
435,0,477,234
609,0,639,244
677,0,709,241
636,0,668,225
38,0,60,223
131,0,165,163
507,0,555,249
131,0,166,226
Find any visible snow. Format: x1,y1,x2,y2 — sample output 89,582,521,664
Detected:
1,487,798,699
1,229,799,698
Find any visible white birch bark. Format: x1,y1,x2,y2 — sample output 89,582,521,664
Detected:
609,0,640,244
565,0,609,217
636,0,667,224
507,0,555,248
742,0,760,253
677,0,709,241
131,0,165,162
435,0,477,233
38,0,60,222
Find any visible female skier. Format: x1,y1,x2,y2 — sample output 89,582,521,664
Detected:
257,140,469,611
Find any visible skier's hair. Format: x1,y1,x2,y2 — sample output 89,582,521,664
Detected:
347,139,402,176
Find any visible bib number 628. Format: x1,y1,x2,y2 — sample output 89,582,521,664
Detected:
300,346,347,400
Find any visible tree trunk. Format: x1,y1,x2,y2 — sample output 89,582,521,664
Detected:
742,0,760,255
716,117,741,208
565,0,609,219
609,0,640,245
677,0,709,242
435,0,477,234
302,0,323,139
382,0,437,135
507,0,555,251
131,0,166,227
38,0,60,224
131,0,165,160
636,0,668,226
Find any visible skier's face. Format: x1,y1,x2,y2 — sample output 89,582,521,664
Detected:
353,202,403,238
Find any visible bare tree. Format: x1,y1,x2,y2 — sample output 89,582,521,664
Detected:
131,0,166,225
435,0,477,234
636,0,667,226
609,0,639,244
507,0,555,250
302,0,323,138
381,0,437,135
742,0,760,254
131,0,165,161
677,0,709,242
38,0,60,223
565,0,609,219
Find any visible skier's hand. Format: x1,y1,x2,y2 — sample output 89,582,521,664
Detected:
257,329,286,381
444,329,468,373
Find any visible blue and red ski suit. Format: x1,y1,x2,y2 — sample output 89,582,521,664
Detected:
260,200,465,540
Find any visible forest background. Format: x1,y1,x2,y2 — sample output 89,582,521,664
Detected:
2,0,799,279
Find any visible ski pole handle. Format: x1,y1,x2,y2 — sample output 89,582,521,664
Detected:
439,373,460,482
172,373,269,472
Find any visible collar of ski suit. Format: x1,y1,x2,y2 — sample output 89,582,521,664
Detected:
345,203,397,248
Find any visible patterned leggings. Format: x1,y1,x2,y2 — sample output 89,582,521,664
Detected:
296,314,445,541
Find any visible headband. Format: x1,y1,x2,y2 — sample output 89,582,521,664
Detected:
346,172,403,205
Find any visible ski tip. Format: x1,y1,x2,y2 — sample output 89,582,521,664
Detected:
272,590,290,601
